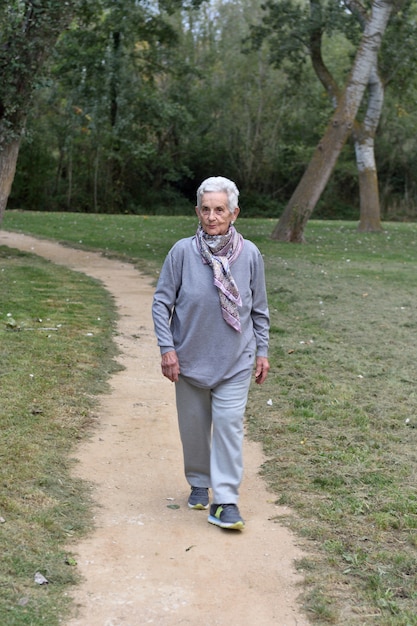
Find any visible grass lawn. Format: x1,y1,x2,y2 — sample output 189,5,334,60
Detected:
0,239,121,625
2,210,417,625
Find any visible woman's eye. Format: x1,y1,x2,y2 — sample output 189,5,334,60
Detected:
201,207,225,214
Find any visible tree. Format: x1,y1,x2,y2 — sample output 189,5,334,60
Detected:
12,0,300,213
14,0,195,212
172,0,300,200
253,0,392,236
309,0,384,232
0,0,79,223
271,0,394,241
310,0,384,232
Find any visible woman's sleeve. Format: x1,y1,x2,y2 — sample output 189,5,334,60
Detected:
251,251,270,357
152,247,181,354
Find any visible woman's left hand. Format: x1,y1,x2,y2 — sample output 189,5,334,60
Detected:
254,356,270,385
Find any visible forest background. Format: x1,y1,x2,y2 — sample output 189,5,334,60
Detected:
2,0,417,224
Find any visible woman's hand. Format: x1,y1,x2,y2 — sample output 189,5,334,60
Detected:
254,356,270,385
161,350,180,382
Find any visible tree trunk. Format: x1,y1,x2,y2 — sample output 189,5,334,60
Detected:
94,147,100,212
353,65,384,232
0,1,77,221
272,0,393,242
0,139,21,224
356,140,381,232
67,148,73,210
272,120,352,242
310,3,384,234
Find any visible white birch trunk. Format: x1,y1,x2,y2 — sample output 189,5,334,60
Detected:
272,0,394,242
353,64,384,231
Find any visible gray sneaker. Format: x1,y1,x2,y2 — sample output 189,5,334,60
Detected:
188,486,209,510
208,504,245,530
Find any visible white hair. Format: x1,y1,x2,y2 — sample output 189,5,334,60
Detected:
196,176,239,214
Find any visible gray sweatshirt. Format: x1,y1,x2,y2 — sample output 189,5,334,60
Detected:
152,235,270,388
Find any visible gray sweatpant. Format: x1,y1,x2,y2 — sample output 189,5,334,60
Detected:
175,374,252,504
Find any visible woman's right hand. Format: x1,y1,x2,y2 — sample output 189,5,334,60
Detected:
161,350,180,382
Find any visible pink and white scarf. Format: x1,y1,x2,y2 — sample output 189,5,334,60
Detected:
195,224,244,332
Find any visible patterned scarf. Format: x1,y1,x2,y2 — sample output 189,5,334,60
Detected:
195,224,244,332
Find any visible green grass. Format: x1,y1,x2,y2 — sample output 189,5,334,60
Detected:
2,210,417,624
0,244,120,625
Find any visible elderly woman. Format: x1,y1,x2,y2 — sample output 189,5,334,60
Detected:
152,176,270,530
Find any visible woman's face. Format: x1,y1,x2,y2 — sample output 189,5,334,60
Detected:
195,191,240,236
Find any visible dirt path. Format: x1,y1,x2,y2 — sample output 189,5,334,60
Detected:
1,231,309,626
